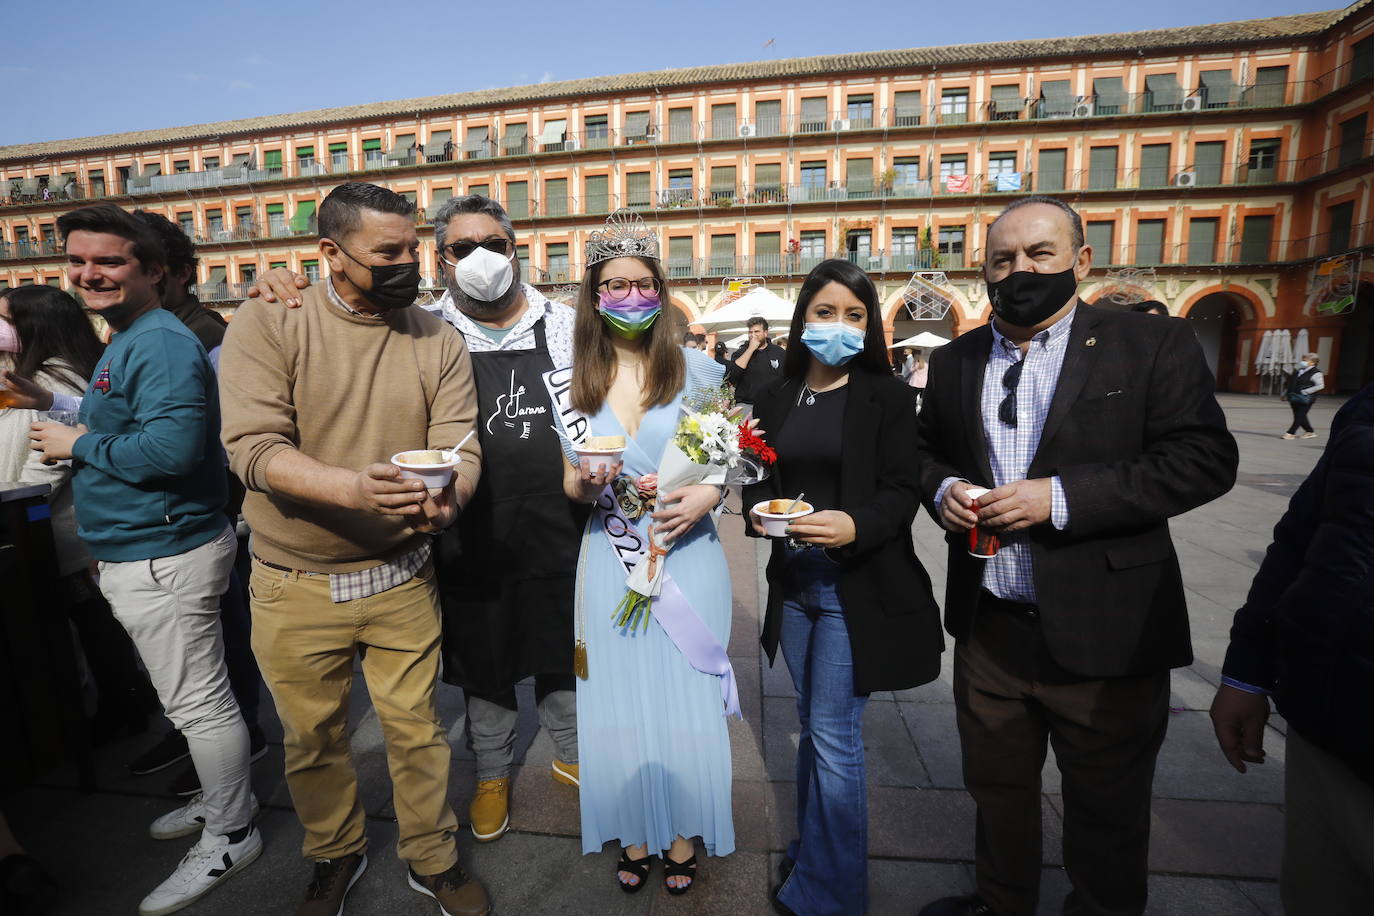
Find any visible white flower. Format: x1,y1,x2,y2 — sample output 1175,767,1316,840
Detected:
685,411,741,469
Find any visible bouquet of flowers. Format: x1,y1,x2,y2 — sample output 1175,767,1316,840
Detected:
614,387,775,630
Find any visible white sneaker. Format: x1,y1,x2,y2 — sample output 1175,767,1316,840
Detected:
150,792,261,840
138,824,263,915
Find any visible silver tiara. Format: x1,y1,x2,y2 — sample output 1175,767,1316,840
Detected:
584,209,660,267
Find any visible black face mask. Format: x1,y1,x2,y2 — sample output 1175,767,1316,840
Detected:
988,267,1080,328
336,245,421,311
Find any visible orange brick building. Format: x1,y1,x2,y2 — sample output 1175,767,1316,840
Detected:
2,2,1372,389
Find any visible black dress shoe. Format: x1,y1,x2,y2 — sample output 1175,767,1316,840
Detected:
769,884,798,915
777,854,795,884
918,895,996,916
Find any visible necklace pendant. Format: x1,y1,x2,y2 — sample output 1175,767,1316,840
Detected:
806,394,816,405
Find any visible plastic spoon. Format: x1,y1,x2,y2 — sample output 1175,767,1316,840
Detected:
450,429,476,456
786,492,806,514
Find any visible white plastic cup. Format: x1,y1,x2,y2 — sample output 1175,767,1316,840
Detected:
390,450,461,488
574,446,624,474
753,499,815,537
36,409,81,426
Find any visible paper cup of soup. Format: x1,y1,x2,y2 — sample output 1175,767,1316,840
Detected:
391,449,461,488
753,498,815,537
575,435,625,471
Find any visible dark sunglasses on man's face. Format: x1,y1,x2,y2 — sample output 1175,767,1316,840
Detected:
442,237,513,262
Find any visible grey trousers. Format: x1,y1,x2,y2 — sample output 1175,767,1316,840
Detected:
466,674,577,781
1282,728,1374,915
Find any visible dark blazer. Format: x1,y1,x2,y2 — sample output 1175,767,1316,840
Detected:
744,369,944,694
1223,383,1374,785
916,303,1238,678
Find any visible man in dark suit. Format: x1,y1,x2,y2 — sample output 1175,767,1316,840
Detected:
1210,382,1374,914
915,197,1238,916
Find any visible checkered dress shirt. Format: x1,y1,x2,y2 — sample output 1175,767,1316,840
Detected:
423,285,575,369
936,309,1074,603
326,541,432,603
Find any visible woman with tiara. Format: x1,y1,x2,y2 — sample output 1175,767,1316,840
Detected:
557,211,735,895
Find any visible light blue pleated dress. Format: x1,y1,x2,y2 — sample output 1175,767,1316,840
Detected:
570,348,735,857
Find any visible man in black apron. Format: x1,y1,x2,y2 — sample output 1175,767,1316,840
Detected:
245,195,585,845
428,197,586,844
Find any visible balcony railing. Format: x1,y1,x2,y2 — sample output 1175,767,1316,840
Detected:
2,77,1356,213
19,223,1370,292
521,222,1374,286
0,239,61,259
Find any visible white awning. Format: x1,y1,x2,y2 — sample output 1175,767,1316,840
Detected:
537,120,567,145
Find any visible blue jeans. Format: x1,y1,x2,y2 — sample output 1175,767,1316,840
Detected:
776,550,869,915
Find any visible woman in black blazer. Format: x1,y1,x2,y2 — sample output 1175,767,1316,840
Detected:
744,259,943,916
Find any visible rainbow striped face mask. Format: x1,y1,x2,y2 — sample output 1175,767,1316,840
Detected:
598,289,661,340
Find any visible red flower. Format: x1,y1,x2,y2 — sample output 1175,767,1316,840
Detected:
737,424,777,465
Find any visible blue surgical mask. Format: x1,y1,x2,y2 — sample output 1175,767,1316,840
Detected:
800,322,866,366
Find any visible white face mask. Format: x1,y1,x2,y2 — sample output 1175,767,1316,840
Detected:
446,245,514,303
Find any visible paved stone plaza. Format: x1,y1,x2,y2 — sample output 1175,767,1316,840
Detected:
5,392,1348,915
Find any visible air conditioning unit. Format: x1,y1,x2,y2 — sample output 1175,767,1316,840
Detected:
738,122,756,138
832,118,852,131
564,137,580,151
1072,100,1095,118
1182,94,1204,112
1174,170,1197,188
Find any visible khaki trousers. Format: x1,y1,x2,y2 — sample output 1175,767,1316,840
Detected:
1282,728,1374,915
249,557,458,875
100,525,253,836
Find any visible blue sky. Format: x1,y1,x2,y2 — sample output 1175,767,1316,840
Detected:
5,0,1338,146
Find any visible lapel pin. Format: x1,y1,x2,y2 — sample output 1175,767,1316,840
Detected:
1085,337,1097,347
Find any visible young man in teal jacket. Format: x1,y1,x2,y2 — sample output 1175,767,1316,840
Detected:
29,204,260,916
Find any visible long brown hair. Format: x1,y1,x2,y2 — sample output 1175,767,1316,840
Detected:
3,286,105,390
571,256,685,414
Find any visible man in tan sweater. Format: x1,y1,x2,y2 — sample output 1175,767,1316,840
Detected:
219,183,488,916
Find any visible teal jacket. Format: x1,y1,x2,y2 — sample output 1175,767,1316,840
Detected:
72,307,225,561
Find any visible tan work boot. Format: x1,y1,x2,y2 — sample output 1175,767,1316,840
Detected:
408,861,490,916
468,777,509,842
552,759,580,787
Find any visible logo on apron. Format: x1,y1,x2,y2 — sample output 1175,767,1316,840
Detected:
486,368,549,439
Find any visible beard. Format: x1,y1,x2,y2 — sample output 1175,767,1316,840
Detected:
445,259,523,319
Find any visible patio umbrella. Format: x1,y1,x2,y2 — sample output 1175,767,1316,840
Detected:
1253,330,1274,374
889,331,951,349
1274,329,1296,377
1292,328,1310,363
695,286,796,330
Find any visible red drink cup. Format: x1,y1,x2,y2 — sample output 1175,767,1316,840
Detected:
964,487,1000,558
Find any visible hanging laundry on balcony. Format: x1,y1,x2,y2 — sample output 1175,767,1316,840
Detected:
945,174,972,193
995,172,1023,192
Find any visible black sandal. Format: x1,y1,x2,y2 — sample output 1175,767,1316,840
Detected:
616,849,653,894
663,853,697,896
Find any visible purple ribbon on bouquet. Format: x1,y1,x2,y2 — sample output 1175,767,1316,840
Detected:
654,573,741,719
